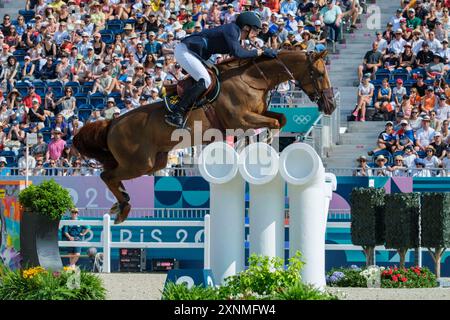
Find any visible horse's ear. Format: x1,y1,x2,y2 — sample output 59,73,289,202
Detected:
313,50,328,61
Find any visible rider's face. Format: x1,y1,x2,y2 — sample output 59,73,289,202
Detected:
249,27,260,38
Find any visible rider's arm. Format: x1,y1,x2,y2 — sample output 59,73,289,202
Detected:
223,26,259,59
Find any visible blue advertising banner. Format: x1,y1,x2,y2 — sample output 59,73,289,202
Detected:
268,107,320,133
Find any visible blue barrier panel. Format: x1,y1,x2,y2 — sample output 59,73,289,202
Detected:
268,107,320,133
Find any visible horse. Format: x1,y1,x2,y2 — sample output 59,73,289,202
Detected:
73,49,335,224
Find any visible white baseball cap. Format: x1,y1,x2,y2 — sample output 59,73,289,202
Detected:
0,156,7,164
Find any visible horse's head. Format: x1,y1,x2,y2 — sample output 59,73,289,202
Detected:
297,51,336,115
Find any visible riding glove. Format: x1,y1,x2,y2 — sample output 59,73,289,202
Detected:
263,48,278,58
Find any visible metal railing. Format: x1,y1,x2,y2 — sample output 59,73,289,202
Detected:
58,214,211,273
326,167,450,177
301,90,341,158
76,207,210,219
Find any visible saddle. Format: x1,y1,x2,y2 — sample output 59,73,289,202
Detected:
163,64,221,113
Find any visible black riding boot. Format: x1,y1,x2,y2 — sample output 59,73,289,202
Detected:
165,78,207,128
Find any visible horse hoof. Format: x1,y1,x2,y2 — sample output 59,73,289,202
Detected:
114,203,131,225
110,202,119,214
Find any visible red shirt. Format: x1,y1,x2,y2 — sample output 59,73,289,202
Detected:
23,93,42,109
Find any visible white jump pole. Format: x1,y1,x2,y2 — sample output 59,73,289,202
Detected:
198,142,245,284
279,143,327,288
238,143,285,261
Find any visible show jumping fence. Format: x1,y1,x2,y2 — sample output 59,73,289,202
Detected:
59,208,441,273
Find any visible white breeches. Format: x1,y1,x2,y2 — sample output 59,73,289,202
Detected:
174,42,212,88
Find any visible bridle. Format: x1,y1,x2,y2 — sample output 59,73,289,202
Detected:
251,50,335,114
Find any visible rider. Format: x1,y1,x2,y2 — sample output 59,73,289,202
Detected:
165,11,278,128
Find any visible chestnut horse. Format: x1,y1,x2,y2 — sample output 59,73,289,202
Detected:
73,49,335,224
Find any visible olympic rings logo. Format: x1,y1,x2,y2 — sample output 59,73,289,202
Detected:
292,115,312,125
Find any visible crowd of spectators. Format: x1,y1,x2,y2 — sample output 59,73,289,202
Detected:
352,0,450,175
0,0,361,176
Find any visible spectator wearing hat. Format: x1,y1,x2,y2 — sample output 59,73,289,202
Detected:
23,85,42,109
31,133,48,156
0,156,10,176
439,39,450,64
357,42,382,82
121,99,135,115
393,78,407,108
426,53,448,79
353,73,374,121
410,29,424,55
55,56,72,83
28,98,46,130
415,115,436,154
436,93,450,121
412,157,431,177
406,7,422,29
91,66,114,95
399,43,417,72
145,31,162,56
73,54,89,83
396,119,415,151
388,155,408,176
54,22,70,46
256,0,272,23
104,98,121,120
368,121,397,156
421,86,436,113
389,8,405,31
88,55,106,81
121,75,137,101
353,155,372,177
373,155,391,177
430,132,448,160
47,127,66,161
21,55,36,81
87,107,105,123
62,208,90,268
92,32,106,56
276,18,289,44
374,31,388,55
320,0,343,43
311,20,327,52
403,145,418,168
77,32,94,57
423,145,441,175
388,29,407,57
416,42,434,68
223,5,237,24
149,88,162,103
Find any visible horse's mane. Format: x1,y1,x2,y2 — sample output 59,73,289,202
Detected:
216,49,308,73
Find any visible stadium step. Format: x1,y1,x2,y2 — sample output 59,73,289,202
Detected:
0,0,27,18
324,0,399,168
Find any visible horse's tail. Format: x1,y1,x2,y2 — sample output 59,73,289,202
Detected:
73,120,118,169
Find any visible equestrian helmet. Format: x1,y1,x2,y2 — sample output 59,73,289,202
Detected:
236,11,262,30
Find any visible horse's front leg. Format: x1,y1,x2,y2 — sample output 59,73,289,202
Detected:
263,111,287,129
242,111,281,130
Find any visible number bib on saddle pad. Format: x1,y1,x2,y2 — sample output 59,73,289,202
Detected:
164,94,182,113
